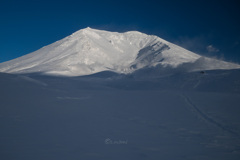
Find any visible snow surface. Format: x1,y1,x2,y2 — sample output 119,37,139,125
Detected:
0,27,239,76
1,27,240,160
1,70,240,160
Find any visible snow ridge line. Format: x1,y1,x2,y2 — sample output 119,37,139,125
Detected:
182,94,239,137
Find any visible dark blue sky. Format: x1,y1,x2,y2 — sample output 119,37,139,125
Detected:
0,0,240,63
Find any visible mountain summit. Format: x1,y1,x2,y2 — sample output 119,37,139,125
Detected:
0,27,239,76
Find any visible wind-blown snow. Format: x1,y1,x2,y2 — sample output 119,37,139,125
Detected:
0,27,239,76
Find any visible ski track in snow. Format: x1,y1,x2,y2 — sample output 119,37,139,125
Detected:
182,94,240,137
56,96,91,100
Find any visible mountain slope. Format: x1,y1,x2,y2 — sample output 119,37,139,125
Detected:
0,27,239,76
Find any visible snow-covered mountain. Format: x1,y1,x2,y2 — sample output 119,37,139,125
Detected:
1,27,240,160
0,27,239,76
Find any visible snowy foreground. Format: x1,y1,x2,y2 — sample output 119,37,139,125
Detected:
1,69,240,160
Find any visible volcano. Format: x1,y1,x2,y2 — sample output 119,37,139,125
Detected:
0,27,239,76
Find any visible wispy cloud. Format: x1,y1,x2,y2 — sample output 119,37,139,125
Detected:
206,45,219,53
172,35,229,61
173,35,208,55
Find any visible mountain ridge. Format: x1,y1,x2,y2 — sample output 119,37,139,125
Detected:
0,27,239,76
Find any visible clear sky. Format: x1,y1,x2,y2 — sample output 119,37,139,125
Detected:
0,0,240,63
